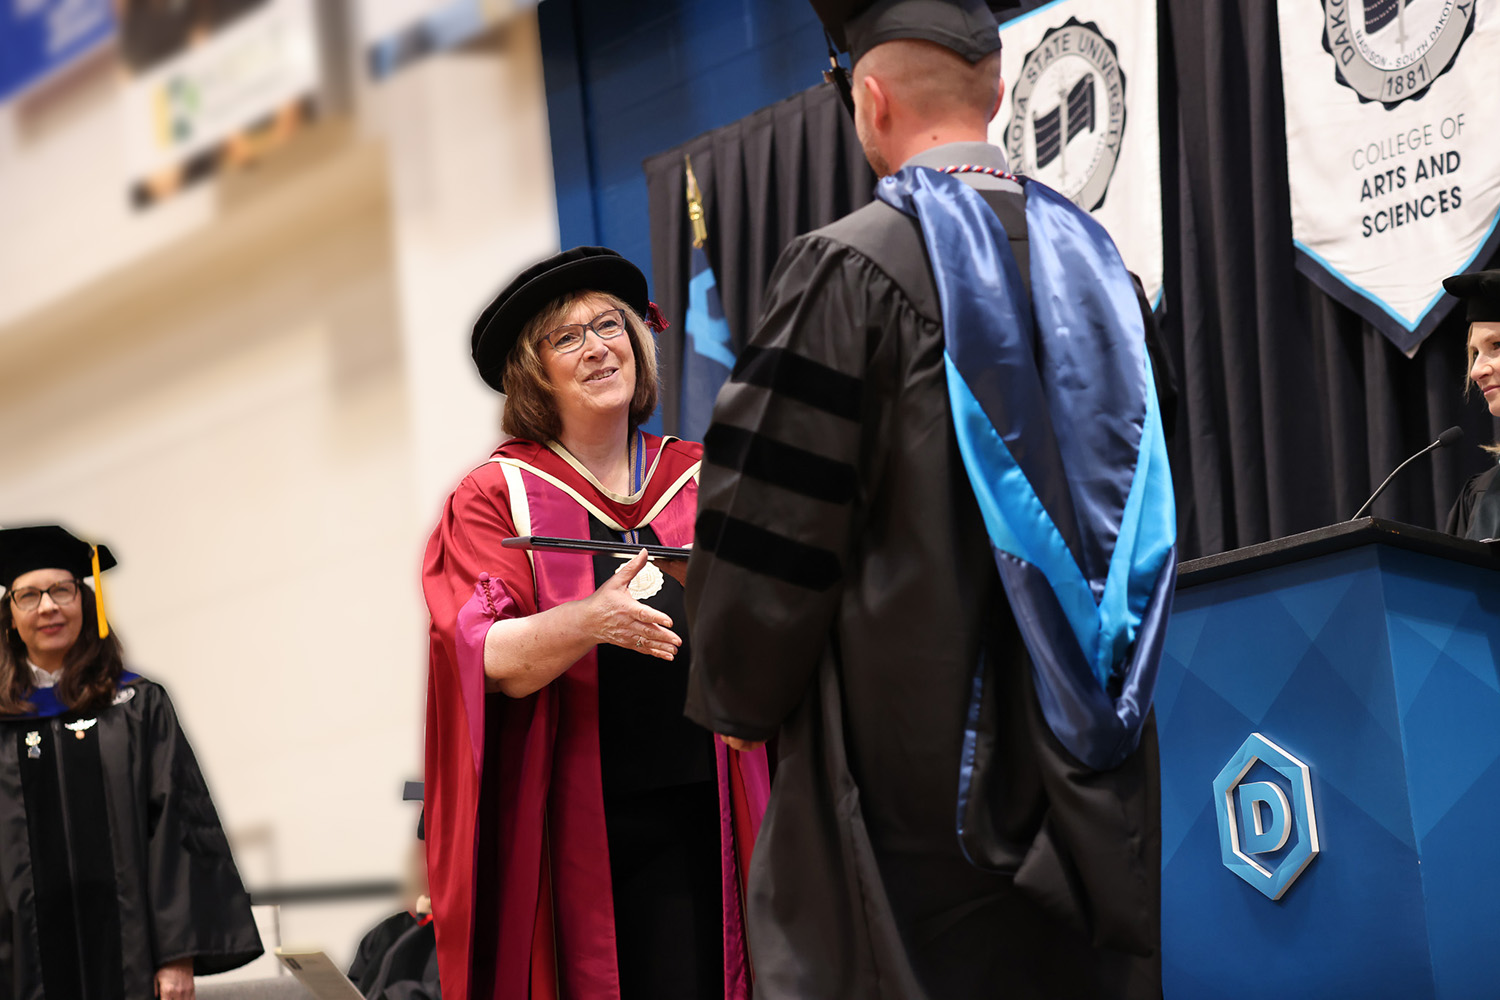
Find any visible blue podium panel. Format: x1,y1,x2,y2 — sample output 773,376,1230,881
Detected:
1159,538,1500,1000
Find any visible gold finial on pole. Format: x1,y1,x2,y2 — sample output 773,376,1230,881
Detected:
685,155,708,248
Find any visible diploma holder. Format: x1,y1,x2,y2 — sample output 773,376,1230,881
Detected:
502,536,691,561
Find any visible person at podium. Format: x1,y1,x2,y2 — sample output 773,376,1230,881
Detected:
420,247,767,1000
1443,268,1500,540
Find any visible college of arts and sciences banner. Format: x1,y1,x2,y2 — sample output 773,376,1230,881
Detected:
988,0,1164,307
1279,0,1500,355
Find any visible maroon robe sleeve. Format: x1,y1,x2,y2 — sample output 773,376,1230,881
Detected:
421,461,538,1000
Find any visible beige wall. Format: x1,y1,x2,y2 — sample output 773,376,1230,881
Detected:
0,10,557,975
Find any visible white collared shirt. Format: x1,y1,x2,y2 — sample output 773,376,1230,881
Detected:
27,661,62,689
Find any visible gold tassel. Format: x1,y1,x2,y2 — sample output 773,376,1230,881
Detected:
685,155,708,249
91,545,109,639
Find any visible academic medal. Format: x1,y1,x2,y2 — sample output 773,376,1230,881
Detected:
627,560,665,601
65,718,97,740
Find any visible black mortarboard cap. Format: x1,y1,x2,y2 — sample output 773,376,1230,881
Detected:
404,780,425,840
811,0,1002,65
471,247,650,393
0,525,116,589
0,525,116,638
1443,269,1500,324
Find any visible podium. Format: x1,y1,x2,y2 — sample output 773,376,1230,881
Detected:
1158,519,1500,999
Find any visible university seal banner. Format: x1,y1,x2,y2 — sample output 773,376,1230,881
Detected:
988,0,1163,306
1278,0,1500,354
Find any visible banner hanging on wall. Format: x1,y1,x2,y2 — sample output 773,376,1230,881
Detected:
989,0,1163,307
0,0,115,103
363,0,529,81
118,0,322,208
1278,0,1500,355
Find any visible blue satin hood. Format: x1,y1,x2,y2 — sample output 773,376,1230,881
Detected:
876,167,1176,773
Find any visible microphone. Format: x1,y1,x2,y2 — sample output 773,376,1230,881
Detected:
1351,426,1463,520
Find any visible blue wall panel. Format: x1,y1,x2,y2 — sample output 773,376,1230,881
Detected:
539,0,829,287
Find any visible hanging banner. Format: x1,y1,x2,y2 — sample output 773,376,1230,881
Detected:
989,0,1163,307
0,0,115,103
1278,0,1500,354
118,0,321,208
363,0,530,81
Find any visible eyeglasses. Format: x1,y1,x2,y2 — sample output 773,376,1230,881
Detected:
542,309,627,354
8,580,81,613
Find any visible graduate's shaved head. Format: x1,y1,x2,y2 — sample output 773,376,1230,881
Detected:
854,39,1002,128
850,38,1004,176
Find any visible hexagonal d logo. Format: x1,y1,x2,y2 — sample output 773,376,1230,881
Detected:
1212,733,1320,900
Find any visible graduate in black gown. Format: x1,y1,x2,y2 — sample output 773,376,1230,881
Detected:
684,2,1175,997
0,526,262,1000
1443,270,1500,540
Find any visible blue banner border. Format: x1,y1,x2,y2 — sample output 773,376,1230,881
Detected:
1293,209,1500,355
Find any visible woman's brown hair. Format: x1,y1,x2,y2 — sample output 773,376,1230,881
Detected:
0,583,125,716
500,291,660,443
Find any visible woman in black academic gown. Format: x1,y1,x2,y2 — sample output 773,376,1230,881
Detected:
0,525,262,1000
1444,270,1500,540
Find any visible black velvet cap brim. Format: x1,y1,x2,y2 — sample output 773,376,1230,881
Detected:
811,0,1005,64
471,247,649,393
0,525,116,589
1443,270,1500,324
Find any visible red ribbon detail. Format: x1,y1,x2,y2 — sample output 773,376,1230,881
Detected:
645,301,670,332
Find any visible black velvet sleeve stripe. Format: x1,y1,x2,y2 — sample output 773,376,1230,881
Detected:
695,510,843,591
731,346,863,421
703,424,858,505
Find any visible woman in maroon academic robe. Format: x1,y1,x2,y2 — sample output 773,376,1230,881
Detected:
422,247,768,1000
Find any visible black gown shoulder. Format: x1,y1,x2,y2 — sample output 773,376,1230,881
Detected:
1447,465,1500,538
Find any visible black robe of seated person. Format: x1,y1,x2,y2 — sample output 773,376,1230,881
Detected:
350,911,441,1000
1446,465,1500,540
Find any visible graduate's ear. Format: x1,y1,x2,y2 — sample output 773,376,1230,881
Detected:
991,76,1005,122
860,72,891,131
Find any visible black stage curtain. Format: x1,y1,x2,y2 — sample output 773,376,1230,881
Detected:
644,2,1500,559
1161,0,1499,557
643,83,875,436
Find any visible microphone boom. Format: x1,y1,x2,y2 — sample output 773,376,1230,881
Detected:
1351,426,1463,520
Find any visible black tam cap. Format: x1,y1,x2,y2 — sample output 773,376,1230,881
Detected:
811,0,1002,65
1443,269,1500,324
471,247,651,393
404,781,425,841
0,525,116,590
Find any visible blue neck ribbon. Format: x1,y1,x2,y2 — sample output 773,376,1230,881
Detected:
13,672,141,720
623,427,647,546
876,168,1176,773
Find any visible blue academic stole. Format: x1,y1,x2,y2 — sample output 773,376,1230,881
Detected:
876,169,1177,775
